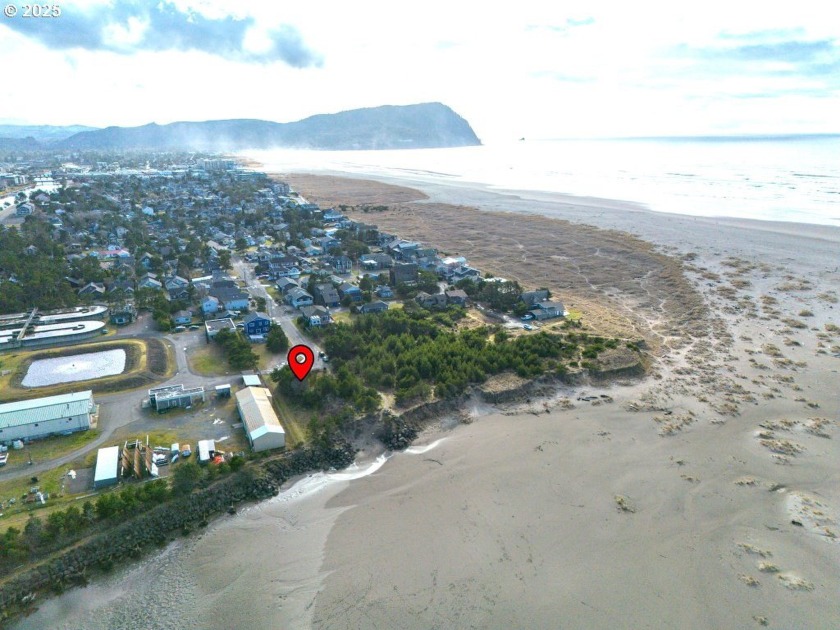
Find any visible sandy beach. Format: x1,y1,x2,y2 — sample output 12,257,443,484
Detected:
13,170,840,630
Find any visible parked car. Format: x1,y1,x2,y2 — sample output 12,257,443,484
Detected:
523,324,533,331
520,313,534,321
189,324,201,330
174,325,186,333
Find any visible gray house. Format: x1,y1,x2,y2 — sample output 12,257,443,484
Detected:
286,287,314,309
314,283,341,307
359,301,389,314
529,301,565,320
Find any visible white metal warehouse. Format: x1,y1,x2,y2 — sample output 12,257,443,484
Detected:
235,386,285,452
0,390,96,443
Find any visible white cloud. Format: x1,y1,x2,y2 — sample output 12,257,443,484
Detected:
0,0,838,138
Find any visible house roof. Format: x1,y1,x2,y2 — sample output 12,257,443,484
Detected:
287,287,313,300
210,287,249,302
243,311,270,324
300,305,329,318
361,301,388,312
445,289,468,299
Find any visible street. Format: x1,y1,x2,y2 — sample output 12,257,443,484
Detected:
232,257,327,371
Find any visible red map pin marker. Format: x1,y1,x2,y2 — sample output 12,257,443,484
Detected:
287,344,315,381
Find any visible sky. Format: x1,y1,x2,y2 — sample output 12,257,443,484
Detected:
0,0,838,141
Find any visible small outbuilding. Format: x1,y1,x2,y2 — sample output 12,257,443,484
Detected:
197,439,216,464
93,446,120,489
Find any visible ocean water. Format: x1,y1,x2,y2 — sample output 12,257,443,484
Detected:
247,136,840,226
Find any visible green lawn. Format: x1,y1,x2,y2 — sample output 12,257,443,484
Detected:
6,430,101,471
189,344,229,376
270,393,307,447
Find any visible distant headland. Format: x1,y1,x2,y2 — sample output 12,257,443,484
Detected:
0,103,481,152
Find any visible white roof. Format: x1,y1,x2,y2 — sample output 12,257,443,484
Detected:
94,446,120,483
235,387,285,439
242,374,261,387
0,390,94,429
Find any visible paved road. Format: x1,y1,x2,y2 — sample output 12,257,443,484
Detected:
232,257,326,372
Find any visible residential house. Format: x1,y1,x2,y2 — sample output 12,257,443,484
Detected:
386,239,420,260
389,262,418,286
326,254,352,274
299,305,332,326
521,290,550,307
16,202,34,217
444,289,469,306
110,303,137,325
450,266,481,282
286,287,314,309
338,282,362,303
415,292,448,309
202,296,221,315
360,253,394,271
275,266,301,279
275,277,299,295
322,208,344,222
108,279,135,296
210,286,249,312
375,285,394,299
319,236,341,252
173,310,193,325
359,301,389,314
243,311,271,337
79,282,106,298
313,283,341,307
138,274,163,291
529,300,565,321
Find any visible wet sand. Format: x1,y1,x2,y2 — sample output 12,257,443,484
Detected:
13,171,840,630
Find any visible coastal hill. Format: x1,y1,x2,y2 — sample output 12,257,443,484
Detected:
8,103,478,151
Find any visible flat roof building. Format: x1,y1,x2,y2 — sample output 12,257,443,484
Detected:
242,374,261,387
148,384,205,411
94,445,120,489
235,386,285,452
0,390,95,443
204,317,236,339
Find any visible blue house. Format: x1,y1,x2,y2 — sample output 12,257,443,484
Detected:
243,311,271,336
338,282,363,303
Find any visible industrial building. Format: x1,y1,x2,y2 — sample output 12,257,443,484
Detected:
235,386,285,452
0,390,96,443
94,445,120,489
148,384,205,411
0,306,109,351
